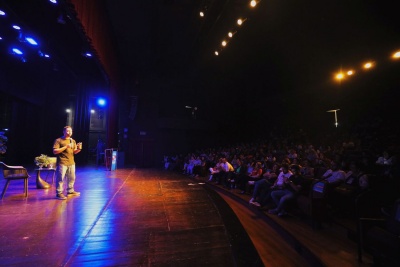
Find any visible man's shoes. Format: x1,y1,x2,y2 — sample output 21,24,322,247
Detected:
249,198,261,207
67,191,81,196
56,193,67,200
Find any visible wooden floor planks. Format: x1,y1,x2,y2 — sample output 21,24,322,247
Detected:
0,166,374,266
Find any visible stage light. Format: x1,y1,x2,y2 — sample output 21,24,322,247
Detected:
12,48,23,55
228,31,236,38
237,18,247,26
25,37,38,46
66,109,71,113
221,40,227,47
0,10,6,16
347,70,354,76
38,50,50,58
335,72,344,80
12,25,21,30
97,98,107,107
363,62,374,69
214,51,219,56
49,0,58,4
199,11,204,17
250,1,258,8
392,51,400,59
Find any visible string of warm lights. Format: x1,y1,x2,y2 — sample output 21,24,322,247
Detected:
199,1,399,81
199,0,260,56
334,50,400,82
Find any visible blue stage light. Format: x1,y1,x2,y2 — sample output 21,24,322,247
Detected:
25,37,38,46
97,98,107,107
12,48,23,55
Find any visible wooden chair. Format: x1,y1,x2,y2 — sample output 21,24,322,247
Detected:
0,162,30,199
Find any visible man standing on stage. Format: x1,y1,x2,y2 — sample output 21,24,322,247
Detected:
53,126,82,200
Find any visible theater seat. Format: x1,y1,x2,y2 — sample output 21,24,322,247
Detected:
360,199,400,266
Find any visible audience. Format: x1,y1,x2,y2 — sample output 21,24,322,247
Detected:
165,121,399,224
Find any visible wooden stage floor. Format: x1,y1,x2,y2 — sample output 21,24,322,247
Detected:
0,166,373,266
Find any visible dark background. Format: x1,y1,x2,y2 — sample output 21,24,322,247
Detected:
1,0,399,166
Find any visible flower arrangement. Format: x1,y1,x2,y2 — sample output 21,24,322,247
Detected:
0,132,7,155
34,154,51,168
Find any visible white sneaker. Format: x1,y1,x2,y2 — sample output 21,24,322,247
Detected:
249,198,255,204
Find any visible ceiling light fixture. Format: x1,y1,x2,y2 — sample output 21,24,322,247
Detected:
25,37,38,46
228,31,236,38
392,51,400,59
250,0,258,8
237,18,247,26
363,62,374,69
12,48,23,55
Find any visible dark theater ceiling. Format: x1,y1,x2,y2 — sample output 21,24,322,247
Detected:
1,0,399,128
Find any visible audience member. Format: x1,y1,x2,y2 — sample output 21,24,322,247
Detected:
268,164,306,217
320,161,346,185
258,163,293,209
249,164,279,207
237,161,263,194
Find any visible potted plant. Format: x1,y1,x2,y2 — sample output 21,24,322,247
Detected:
34,154,51,169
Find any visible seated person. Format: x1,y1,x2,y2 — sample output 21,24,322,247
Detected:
208,158,223,181
328,161,370,215
268,164,305,217
319,161,346,186
300,159,314,178
230,159,248,189
219,157,235,187
237,161,263,194
344,161,369,192
376,150,393,166
249,164,280,207
258,163,292,209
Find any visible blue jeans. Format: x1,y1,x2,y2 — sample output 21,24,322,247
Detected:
271,189,295,212
252,179,272,199
56,164,76,194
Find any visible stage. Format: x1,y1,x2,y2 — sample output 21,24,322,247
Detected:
1,166,374,266
0,166,268,266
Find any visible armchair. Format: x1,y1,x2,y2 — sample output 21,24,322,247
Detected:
0,162,30,199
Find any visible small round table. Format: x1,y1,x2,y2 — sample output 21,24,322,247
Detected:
36,168,56,189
